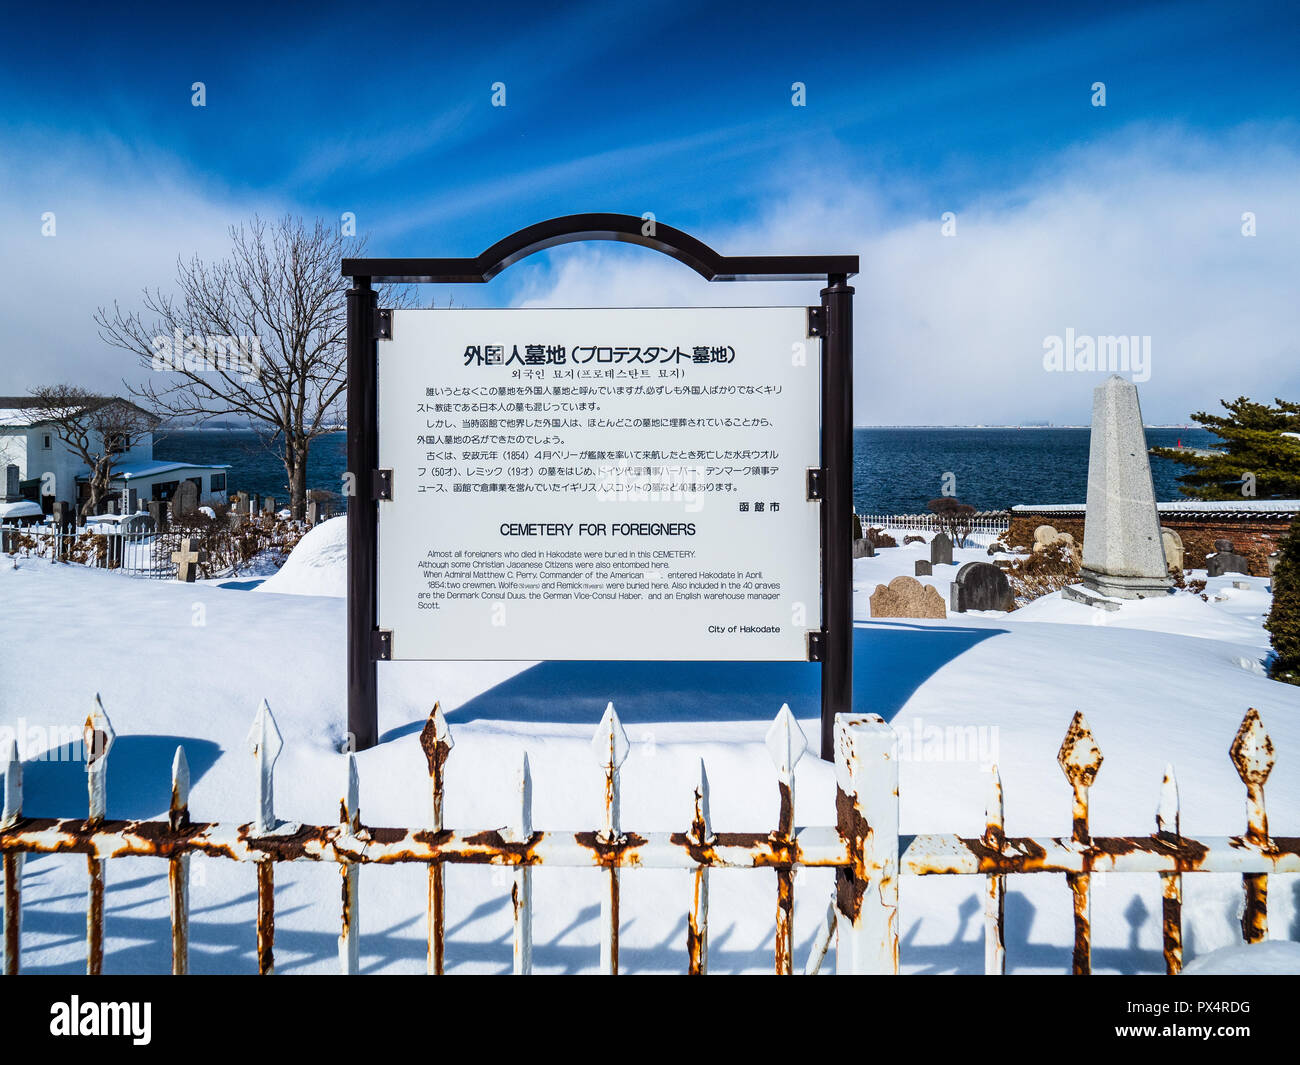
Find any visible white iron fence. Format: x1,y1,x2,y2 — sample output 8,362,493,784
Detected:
0,523,175,579
0,699,1293,974
858,511,1010,549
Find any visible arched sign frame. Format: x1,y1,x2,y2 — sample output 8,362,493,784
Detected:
342,214,856,759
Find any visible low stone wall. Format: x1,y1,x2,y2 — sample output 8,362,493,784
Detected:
1007,508,1292,577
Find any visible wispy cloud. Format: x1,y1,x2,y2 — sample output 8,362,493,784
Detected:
509,124,1300,426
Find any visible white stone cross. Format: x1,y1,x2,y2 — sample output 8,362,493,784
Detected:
171,537,207,582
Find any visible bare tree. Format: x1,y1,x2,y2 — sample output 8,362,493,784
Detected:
96,215,403,519
27,386,157,516
927,496,976,548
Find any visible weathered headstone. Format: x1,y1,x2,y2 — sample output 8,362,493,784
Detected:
1033,524,1059,548
171,536,208,582
251,493,262,516
234,491,250,515
1160,528,1184,573
171,480,199,518
950,561,1015,612
4,464,18,502
105,498,117,515
52,500,72,531
930,532,953,566
1207,552,1250,578
307,499,321,526
852,539,875,559
263,496,277,516
870,576,946,619
122,513,152,533
148,499,168,531
1065,376,1172,605
914,560,933,576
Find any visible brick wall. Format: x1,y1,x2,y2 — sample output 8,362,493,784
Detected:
1007,511,1290,577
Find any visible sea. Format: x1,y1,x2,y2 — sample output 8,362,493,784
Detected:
153,426,1219,515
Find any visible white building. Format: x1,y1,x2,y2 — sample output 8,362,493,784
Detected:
0,396,230,513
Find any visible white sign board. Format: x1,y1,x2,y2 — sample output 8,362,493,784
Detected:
377,307,821,661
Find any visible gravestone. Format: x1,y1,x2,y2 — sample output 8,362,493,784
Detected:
852,539,874,559
122,513,152,533
148,500,168,531
1033,524,1059,548
930,532,953,566
1065,376,1172,605
171,537,208,583
251,493,262,516
263,496,277,516
234,491,250,516
4,464,18,502
869,575,946,619
52,500,72,531
1207,552,1250,578
171,480,199,518
950,561,1015,612
914,560,932,576
105,498,117,515
307,499,322,526
1160,528,1184,573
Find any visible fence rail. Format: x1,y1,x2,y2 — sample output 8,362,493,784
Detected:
0,699,1292,975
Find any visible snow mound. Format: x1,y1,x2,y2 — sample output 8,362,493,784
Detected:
1181,941,1300,975
256,516,347,597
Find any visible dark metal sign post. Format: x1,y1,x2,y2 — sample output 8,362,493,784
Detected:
343,214,856,759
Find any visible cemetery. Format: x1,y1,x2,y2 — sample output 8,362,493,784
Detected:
2,358,1298,976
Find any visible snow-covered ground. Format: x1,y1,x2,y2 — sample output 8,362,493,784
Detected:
0,518,1297,974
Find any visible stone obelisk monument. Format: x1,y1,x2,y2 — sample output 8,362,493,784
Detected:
1065,375,1173,606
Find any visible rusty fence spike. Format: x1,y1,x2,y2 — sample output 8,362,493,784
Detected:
169,747,190,976
2,740,22,976
593,703,626,975
983,765,1006,975
766,704,806,976
247,699,282,975
1231,708,1274,944
421,702,452,975
247,699,283,835
687,758,711,975
1058,712,1101,976
85,694,115,977
1156,763,1183,975
340,754,360,975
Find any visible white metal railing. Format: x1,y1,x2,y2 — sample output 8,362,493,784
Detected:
1,698,1289,975
858,511,1009,548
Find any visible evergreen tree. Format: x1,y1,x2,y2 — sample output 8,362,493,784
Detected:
1265,514,1300,685
1150,397,1300,500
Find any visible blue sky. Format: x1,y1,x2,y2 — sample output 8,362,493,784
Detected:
1,0,1297,422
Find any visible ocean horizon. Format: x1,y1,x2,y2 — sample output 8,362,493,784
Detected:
153,424,1221,515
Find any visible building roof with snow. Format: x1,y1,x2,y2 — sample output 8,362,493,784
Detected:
105,459,231,480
